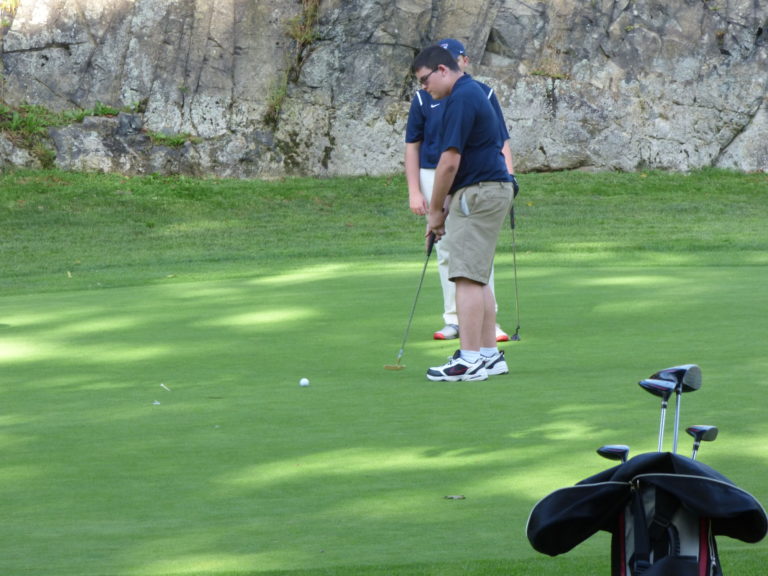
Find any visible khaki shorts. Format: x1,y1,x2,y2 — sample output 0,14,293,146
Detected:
444,181,514,284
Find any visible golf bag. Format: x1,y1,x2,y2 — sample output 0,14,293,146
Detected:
526,452,767,575
613,478,721,575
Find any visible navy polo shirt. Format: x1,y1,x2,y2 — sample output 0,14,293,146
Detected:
405,90,444,168
405,75,510,171
440,74,511,194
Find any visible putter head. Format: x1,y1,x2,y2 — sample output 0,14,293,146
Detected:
384,363,406,371
651,364,702,393
638,378,677,400
686,425,719,443
597,444,630,463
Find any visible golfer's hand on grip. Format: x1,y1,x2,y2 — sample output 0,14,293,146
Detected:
424,230,437,255
427,208,446,242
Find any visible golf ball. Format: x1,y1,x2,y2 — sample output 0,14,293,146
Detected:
299,378,310,387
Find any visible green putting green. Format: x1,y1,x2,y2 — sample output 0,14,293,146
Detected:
1,169,766,575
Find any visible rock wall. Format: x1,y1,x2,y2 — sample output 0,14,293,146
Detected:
1,0,766,176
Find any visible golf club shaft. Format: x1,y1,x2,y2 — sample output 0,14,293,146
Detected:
510,205,521,339
393,233,436,364
673,391,681,453
658,401,667,452
691,442,700,460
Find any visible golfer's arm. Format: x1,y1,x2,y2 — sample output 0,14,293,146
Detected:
405,142,426,214
430,149,460,213
502,140,515,174
405,142,421,193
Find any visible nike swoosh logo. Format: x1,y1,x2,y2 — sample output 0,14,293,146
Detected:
430,103,441,108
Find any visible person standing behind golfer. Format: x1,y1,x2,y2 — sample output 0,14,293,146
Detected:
411,45,515,382
405,38,518,342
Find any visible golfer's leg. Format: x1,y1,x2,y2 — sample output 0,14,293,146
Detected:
455,278,484,351
488,266,498,313
481,284,497,349
421,168,457,326
437,242,458,325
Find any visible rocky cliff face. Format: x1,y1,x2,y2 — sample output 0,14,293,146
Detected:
1,0,766,176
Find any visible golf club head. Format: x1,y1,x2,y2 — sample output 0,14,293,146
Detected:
687,424,718,460
597,444,630,463
686,425,719,443
651,364,702,393
638,378,677,400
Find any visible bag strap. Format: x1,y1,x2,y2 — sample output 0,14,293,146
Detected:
631,488,652,575
648,488,680,559
633,485,687,575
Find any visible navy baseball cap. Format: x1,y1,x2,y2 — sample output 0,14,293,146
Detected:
436,38,466,58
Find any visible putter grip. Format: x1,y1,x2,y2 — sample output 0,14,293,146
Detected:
427,232,436,256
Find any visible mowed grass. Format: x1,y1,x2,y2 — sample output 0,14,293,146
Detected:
1,169,767,576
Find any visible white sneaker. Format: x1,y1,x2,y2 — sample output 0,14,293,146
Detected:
427,351,488,382
483,350,509,376
434,324,459,340
495,325,510,342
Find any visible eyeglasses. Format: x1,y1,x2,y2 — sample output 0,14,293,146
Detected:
418,68,438,86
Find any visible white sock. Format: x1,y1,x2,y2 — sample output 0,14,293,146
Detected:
480,347,499,358
460,350,481,363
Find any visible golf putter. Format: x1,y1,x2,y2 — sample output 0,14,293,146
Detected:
509,204,521,341
650,364,702,453
384,232,436,370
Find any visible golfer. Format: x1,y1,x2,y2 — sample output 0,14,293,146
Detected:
405,38,517,343
411,45,514,382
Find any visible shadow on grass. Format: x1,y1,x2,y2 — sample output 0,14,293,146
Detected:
1,259,766,575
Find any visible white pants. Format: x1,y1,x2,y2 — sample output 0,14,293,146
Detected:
420,168,497,326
